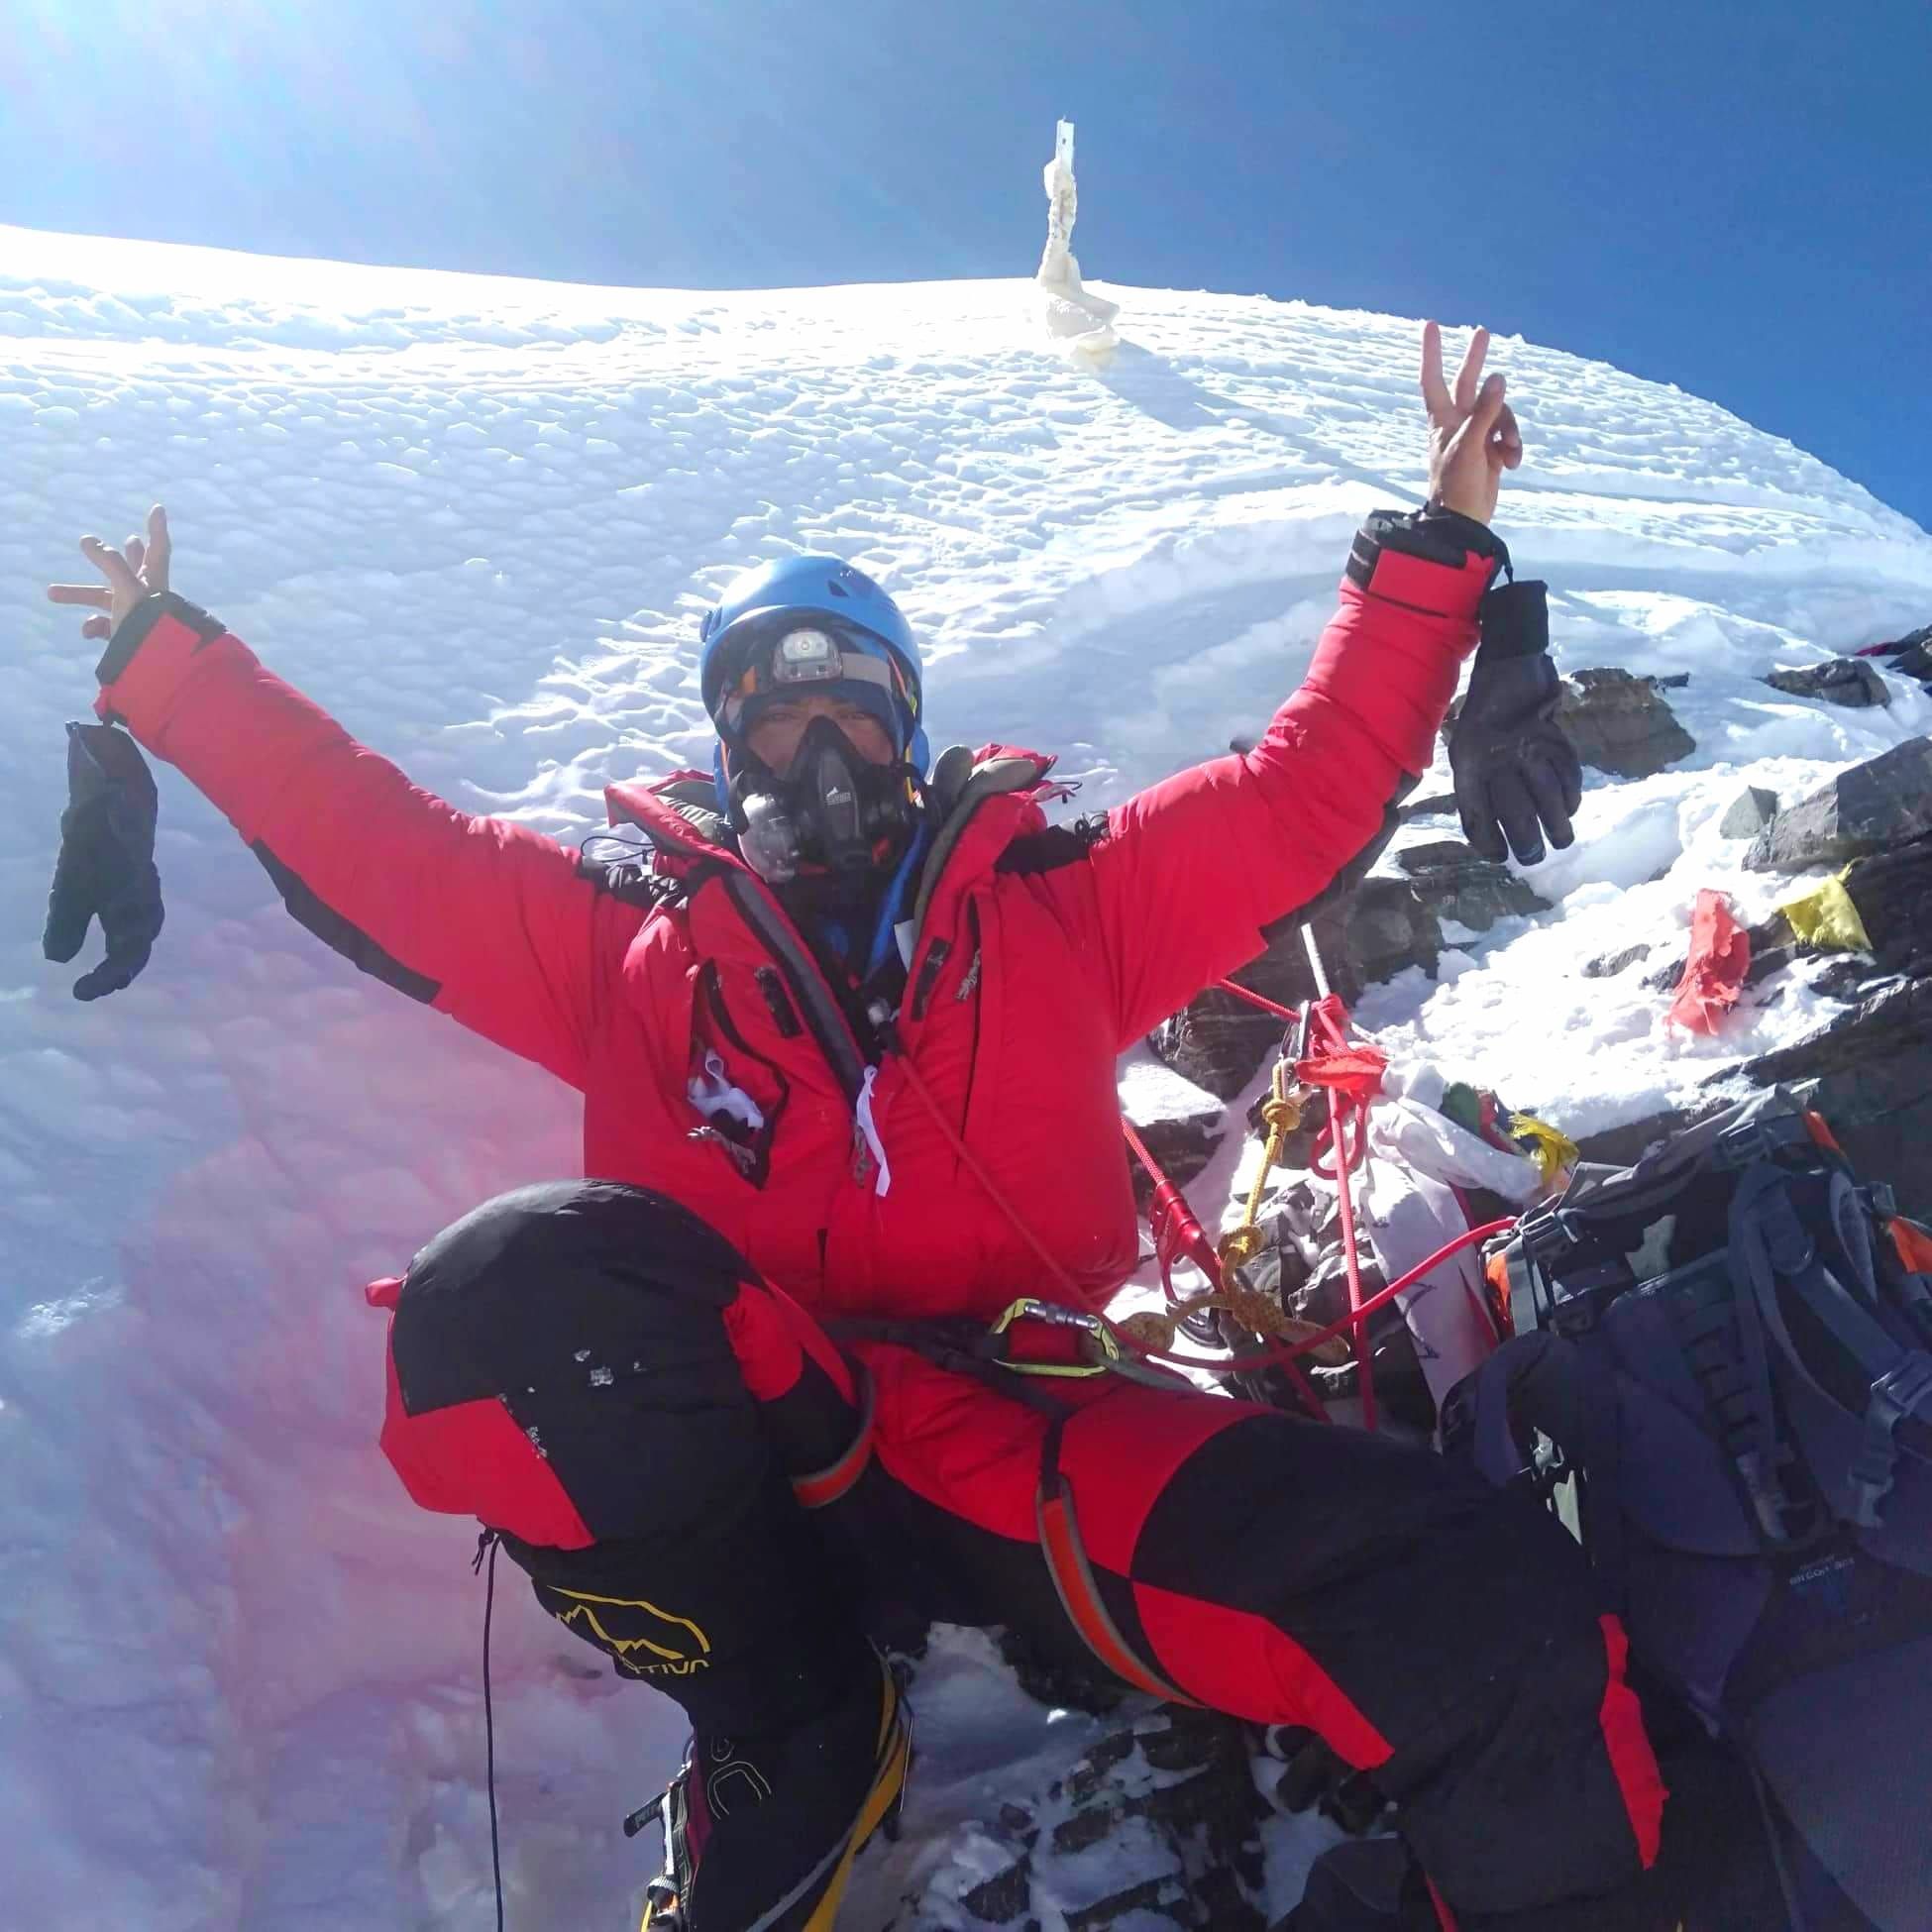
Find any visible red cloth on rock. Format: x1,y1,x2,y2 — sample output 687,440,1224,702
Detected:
1667,890,1751,1034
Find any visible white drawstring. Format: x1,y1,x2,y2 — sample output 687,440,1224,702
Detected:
855,1066,893,1197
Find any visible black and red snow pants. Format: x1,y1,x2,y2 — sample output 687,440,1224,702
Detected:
375,1180,1667,1928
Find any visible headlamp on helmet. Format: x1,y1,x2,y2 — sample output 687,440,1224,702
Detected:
717,618,911,743
771,626,839,683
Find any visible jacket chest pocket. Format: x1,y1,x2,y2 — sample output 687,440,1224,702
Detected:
689,961,793,1188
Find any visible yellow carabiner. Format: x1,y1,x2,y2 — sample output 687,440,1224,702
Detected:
986,1297,1119,1377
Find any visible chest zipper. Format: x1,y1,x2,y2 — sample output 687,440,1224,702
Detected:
957,899,985,1140
909,940,952,1023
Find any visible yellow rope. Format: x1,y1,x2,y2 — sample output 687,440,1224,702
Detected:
1217,1060,1302,1276
1122,1058,1357,1366
1117,1290,1352,1366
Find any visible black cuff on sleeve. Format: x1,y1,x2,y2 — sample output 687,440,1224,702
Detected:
1345,506,1510,591
1475,579,1550,659
95,590,226,688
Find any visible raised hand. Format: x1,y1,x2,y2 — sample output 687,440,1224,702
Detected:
1421,324,1523,527
48,504,172,643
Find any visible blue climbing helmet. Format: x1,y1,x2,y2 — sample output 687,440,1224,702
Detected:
699,554,929,780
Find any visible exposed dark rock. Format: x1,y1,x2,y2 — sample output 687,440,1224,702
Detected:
1349,876,1443,985
1844,834,1932,976
995,1627,1129,1719
1644,950,1687,995
1764,659,1891,708
1746,738,1932,873
1149,881,1442,1099
1745,944,1799,989
1811,957,1878,1001
1584,943,1653,980
1863,625,1932,686
1726,976,1932,1217
1443,668,1694,780
1124,1112,1226,1208
1719,786,1780,840
1556,668,1697,779
1394,838,1550,933
1397,791,1460,822
942,1709,1273,1931
1147,988,1288,1102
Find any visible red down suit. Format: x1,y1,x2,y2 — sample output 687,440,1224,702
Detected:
96,520,1669,1927
96,531,1496,1322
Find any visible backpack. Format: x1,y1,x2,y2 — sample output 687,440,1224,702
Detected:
1442,1090,1932,1931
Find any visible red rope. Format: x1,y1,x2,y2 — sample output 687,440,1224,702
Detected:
1292,996,1388,1427
906,987,1508,1430
1213,978,1301,1022
1121,1119,1222,1297
1122,1120,1330,1424
1136,1218,1518,1375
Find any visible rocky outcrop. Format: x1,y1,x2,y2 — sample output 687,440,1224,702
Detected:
1556,668,1697,779
1125,1116,1224,1204
897,1707,1276,1930
1765,659,1891,708
1584,942,1654,980
1150,878,1446,1097
1393,839,1550,933
1443,666,1695,780
1746,738,1932,872
1728,977,1932,1217
1148,984,1298,1103
1719,786,1779,840
1348,876,1444,985
1842,835,1932,975
1863,625,1932,688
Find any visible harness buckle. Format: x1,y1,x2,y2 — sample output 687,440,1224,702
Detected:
1850,1350,1932,1529
1713,1112,1811,1172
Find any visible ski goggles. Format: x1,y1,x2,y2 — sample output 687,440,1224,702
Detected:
713,619,916,738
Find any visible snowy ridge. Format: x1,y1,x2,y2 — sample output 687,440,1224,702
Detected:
4,223,1932,1929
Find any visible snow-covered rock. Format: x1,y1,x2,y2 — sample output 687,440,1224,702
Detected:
1745,737,1932,870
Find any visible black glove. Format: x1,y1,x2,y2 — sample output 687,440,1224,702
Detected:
1448,579,1583,866
44,721,164,1001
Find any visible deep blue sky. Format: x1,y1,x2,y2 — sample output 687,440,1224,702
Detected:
7,0,1928,528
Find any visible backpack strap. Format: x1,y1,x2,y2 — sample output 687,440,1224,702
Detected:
1731,1164,1932,1531
1446,1331,1629,1604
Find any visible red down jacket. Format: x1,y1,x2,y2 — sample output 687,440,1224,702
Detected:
95,523,1496,1323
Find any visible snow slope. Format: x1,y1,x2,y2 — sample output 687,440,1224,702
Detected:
3,223,1930,1930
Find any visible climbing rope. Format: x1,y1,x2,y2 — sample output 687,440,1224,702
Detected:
1288,938,1390,1426
1216,1057,1303,1276
898,937,1520,1434
1127,1216,1519,1375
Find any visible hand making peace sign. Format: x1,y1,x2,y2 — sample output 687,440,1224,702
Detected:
1421,322,1523,527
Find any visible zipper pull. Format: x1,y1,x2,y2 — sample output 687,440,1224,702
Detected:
754,965,803,1038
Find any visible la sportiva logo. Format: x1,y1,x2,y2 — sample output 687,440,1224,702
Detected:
542,1585,713,1679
